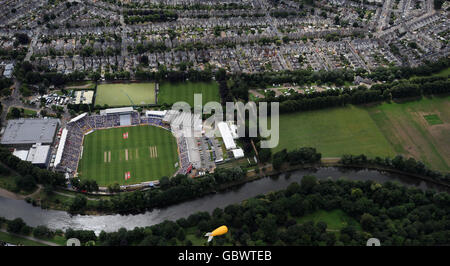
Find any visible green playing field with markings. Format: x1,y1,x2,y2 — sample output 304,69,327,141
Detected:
77,125,179,186
95,83,156,107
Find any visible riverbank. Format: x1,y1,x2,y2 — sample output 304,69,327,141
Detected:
224,158,450,192
0,158,448,215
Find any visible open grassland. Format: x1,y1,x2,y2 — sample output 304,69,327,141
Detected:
271,105,396,158
95,83,156,107
158,81,220,106
367,96,450,172
0,231,47,246
77,125,179,186
270,96,449,172
295,209,361,232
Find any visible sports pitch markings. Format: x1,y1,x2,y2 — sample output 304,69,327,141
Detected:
78,125,179,186
149,146,158,158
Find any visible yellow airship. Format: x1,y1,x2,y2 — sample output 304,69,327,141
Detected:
205,225,228,242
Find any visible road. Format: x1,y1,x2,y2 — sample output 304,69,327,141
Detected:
377,0,392,32
24,27,41,61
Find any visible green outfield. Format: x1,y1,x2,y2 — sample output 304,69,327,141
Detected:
271,105,396,158
95,83,156,107
158,81,220,106
77,125,179,186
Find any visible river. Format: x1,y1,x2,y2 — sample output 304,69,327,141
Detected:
0,167,447,234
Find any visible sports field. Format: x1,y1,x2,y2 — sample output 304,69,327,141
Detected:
268,96,449,172
77,125,179,186
367,96,450,172
158,81,220,106
271,105,396,158
95,83,156,107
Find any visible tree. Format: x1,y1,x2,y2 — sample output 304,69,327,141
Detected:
301,175,317,193
70,195,87,212
9,107,21,118
33,225,53,238
7,218,26,234
15,175,37,192
360,213,375,231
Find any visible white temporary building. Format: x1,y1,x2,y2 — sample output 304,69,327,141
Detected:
217,122,236,150
232,148,245,159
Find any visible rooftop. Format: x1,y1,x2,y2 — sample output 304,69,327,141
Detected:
1,118,59,145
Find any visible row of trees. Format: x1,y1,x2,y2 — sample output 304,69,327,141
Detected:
368,57,450,82
270,77,449,114
340,154,450,184
67,167,246,214
272,147,322,170
135,67,214,83
124,11,178,24
227,57,450,101
69,178,99,193
0,77,13,97
14,61,88,88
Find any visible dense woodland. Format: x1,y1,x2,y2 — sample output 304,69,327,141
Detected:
3,176,449,246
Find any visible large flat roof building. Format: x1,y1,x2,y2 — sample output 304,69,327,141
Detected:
1,118,59,146
100,107,134,115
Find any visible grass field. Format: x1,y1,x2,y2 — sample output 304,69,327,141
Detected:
95,83,156,107
268,96,449,172
158,81,220,106
367,96,450,172
295,209,361,231
77,125,179,186
271,105,396,158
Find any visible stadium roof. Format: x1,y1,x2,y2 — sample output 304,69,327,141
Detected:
100,107,134,115
1,118,59,145
146,110,167,117
217,122,236,150
69,112,87,123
